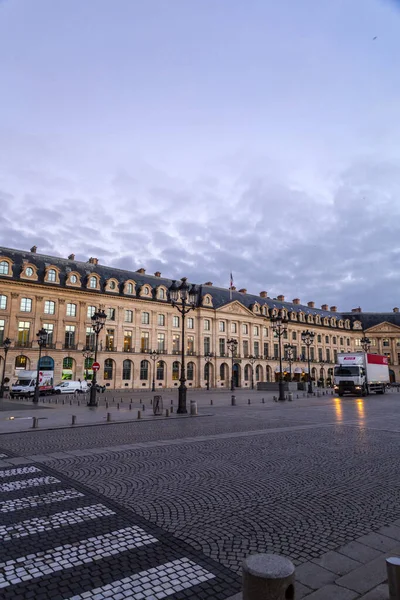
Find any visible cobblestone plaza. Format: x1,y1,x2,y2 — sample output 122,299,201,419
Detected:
0,392,400,598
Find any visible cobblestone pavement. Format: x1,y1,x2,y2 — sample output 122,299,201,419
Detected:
1,394,400,598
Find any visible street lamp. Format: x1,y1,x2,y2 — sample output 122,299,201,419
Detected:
149,350,160,392
0,338,12,399
33,328,47,404
301,329,315,394
360,336,371,352
248,355,256,390
204,352,213,390
319,360,325,388
88,308,107,407
271,315,289,401
82,348,94,382
168,278,198,414
284,344,295,381
227,338,239,391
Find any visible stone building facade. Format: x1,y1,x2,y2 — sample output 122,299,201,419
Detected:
0,246,399,389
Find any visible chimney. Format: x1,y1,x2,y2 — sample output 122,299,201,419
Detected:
88,257,98,265
307,301,315,308
68,254,75,261
260,291,268,298
136,268,146,274
330,306,337,312
277,295,285,302
204,281,213,286
293,298,300,305
231,286,236,291
394,307,399,313
238,288,247,294
154,271,161,277
30,245,37,253
351,307,362,313
321,304,328,311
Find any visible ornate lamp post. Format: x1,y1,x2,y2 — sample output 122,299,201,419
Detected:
149,350,160,392
271,315,288,401
168,278,198,414
301,329,315,394
227,338,238,391
88,309,107,407
248,355,256,389
82,349,94,382
0,338,12,399
319,360,325,387
204,352,213,390
360,336,371,352
33,328,48,404
284,343,295,381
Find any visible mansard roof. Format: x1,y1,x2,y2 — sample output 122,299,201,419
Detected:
342,312,400,330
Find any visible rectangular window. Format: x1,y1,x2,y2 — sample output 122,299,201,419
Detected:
347,338,350,346
141,331,149,352
0,295,7,310
66,303,76,317
18,321,30,345
157,314,165,326
124,331,132,352
333,336,337,345
355,338,361,347
219,321,225,332
65,325,75,348
187,318,194,329
173,316,179,328
219,338,226,356
334,349,338,363
20,298,32,312
107,308,115,321
301,346,306,360
263,342,269,358
396,339,400,347
340,337,344,346
187,335,194,353
157,332,165,352
0,319,4,345
254,341,259,356
274,343,279,359
242,324,248,335
87,305,96,318
310,347,315,361
141,312,150,325
383,339,390,347
243,340,249,357
283,330,288,339
292,331,297,341
43,323,54,345
326,348,331,362
263,327,268,336
86,326,94,350
292,346,297,360
318,347,323,361
204,336,210,354
172,334,180,353
325,335,329,344
317,334,322,343
231,323,237,333
44,300,55,315
204,319,210,331
370,339,377,347
106,329,115,351
253,326,259,336
125,310,133,323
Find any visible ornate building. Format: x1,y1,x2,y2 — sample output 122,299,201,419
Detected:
0,246,399,389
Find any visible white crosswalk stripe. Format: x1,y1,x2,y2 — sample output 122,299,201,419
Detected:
0,504,115,540
0,476,60,493
0,488,84,512
0,526,158,588
66,557,216,599
0,466,41,478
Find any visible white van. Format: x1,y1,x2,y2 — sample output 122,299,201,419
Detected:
53,381,89,395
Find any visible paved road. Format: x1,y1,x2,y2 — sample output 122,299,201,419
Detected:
0,391,400,598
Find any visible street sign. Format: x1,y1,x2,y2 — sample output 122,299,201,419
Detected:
92,362,100,372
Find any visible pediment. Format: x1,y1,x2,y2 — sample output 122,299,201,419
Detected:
365,321,400,333
218,301,254,317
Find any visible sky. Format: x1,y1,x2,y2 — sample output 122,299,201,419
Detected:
1,0,400,312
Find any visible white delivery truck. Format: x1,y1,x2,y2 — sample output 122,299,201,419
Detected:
11,370,54,399
334,352,389,397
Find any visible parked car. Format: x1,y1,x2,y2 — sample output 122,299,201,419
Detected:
53,381,89,395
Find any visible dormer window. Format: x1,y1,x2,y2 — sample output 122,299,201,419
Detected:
25,267,33,277
144,287,149,295
159,288,165,299
70,275,77,284
47,269,56,282
0,261,9,275
127,283,133,294
89,276,97,289
109,281,116,289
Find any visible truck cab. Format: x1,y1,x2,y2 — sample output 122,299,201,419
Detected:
334,365,366,396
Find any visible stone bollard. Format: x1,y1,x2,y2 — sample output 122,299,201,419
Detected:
262,398,265,404
121,398,123,403
165,408,170,417
242,553,295,600
70,399,72,405
71,415,77,426
150,398,153,405
231,394,236,406
107,412,111,422
137,410,141,419
77,400,80,406
386,557,400,600
317,391,320,397
288,392,293,402
296,394,299,399
248,398,251,405
190,400,198,416
32,417,39,429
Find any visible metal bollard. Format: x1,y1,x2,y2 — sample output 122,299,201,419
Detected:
106,402,109,409
231,394,236,406
170,399,173,406
273,396,278,402
142,404,145,411
210,399,213,405
190,400,198,416
70,399,72,405
288,392,293,402
165,409,170,417
261,397,265,404
242,553,295,600
117,403,120,410
129,403,132,410
248,398,251,405
137,410,141,419
71,415,77,426
107,412,111,422
62,398,65,405
170,406,173,413
387,557,400,600
121,397,123,403
77,400,80,406
32,417,39,429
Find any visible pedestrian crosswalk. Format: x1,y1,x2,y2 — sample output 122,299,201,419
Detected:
0,455,240,599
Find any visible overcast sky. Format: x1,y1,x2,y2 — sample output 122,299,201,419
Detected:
1,0,400,312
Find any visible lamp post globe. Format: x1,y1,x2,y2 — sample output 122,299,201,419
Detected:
0,337,12,400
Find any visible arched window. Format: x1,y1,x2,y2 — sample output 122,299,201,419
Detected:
244,365,250,381
104,359,114,380
38,356,54,371
122,359,132,380
140,360,149,380
220,363,226,379
15,355,28,369
204,362,211,380
89,276,97,289
256,365,262,381
187,362,194,381
172,361,180,380
47,269,56,282
0,261,9,275
159,288,165,299
63,357,73,370
126,283,133,294
156,361,165,380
